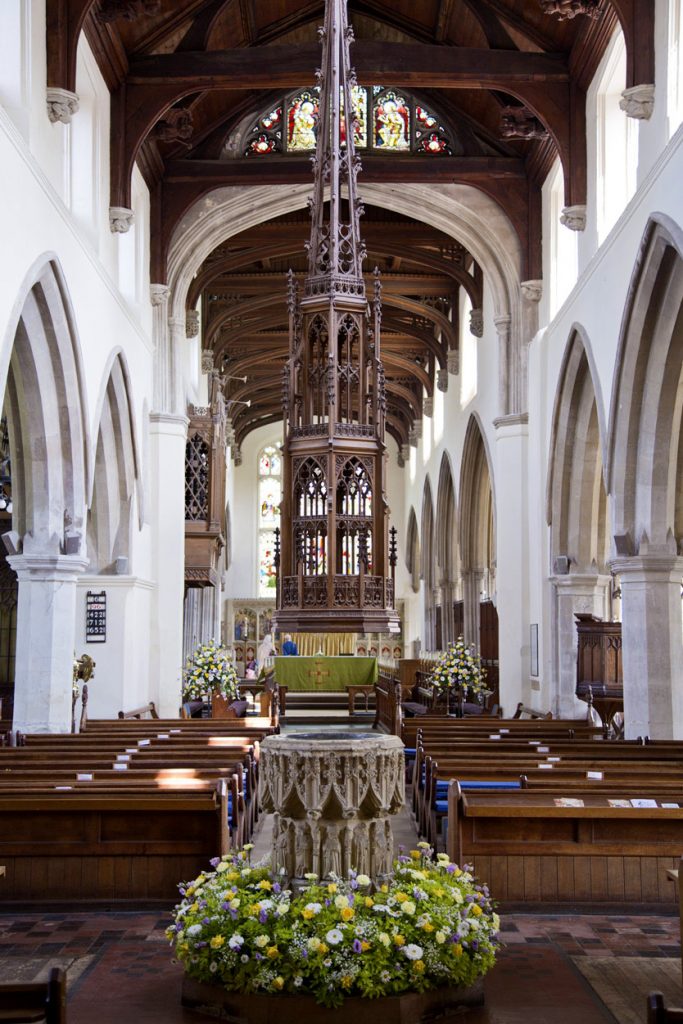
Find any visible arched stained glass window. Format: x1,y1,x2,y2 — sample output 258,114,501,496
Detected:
258,445,282,596
243,87,455,156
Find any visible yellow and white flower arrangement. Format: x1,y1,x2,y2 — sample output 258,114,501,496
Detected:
168,844,499,1008
182,639,239,702
429,637,486,698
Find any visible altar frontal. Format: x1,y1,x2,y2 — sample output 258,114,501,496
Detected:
273,655,378,691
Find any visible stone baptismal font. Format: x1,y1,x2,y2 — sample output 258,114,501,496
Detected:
259,732,405,881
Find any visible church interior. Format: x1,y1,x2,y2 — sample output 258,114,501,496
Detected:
2,0,683,1021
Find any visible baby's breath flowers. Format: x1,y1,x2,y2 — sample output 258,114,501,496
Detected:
169,846,499,1008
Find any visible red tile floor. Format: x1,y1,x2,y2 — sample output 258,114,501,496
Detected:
1,908,680,1022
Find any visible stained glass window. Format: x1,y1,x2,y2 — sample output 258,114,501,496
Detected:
287,91,320,150
258,445,281,596
243,89,454,156
373,90,410,150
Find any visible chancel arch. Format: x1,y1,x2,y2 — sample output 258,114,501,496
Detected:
547,327,611,716
459,415,495,651
421,477,436,650
87,353,139,573
435,451,460,647
0,256,89,732
607,215,683,738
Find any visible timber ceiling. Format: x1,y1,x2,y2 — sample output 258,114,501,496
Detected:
48,0,654,444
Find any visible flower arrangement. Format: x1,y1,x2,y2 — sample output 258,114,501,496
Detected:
168,844,499,1009
429,637,487,697
182,639,239,702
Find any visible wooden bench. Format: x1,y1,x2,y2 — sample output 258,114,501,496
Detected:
649,993,683,1023
446,783,683,906
118,702,158,719
0,967,67,1024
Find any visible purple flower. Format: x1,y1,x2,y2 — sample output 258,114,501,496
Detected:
220,902,231,911
446,864,456,874
350,880,358,890
259,910,268,924
202,916,211,924
353,939,362,953
196,941,208,948
273,883,282,894
471,940,479,951
210,857,220,868
255,952,263,961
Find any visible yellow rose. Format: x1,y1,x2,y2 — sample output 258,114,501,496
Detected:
273,977,284,991
393,934,405,946
364,897,374,908
259,880,273,891
361,941,371,952
341,975,353,989
471,904,483,917
210,935,225,949
453,943,463,957
266,946,279,959
327,883,338,893
381,884,389,893
396,892,408,903
410,850,421,860
318,943,329,955
302,909,315,920
414,960,425,973
422,922,434,933
340,907,354,922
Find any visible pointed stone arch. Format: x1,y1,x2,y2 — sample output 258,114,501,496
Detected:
87,352,140,573
459,415,495,646
421,476,436,649
548,327,610,574
607,215,683,739
547,326,611,716
436,451,459,646
406,506,420,594
0,255,90,732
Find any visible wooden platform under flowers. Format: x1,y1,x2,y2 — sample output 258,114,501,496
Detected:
181,974,484,1023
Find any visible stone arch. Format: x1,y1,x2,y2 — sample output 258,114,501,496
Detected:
421,476,436,649
606,215,683,739
1,256,89,554
546,327,612,717
0,255,90,732
547,327,610,573
459,415,495,646
87,352,140,573
405,506,420,594
608,215,683,553
435,451,460,647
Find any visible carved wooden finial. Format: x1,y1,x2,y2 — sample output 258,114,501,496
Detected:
97,0,161,23
500,106,550,141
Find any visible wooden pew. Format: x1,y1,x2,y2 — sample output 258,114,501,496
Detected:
648,993,683,1023
118,702,159,719
446,783,683,906
0,967,67,1024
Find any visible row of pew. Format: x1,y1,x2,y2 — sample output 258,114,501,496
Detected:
407,714,683,907
0,716,275,905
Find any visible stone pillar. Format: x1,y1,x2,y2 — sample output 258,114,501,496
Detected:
552,573,610,718
494,316,511,417
610,555,683,739
462,569,485,649
493,415,529,712
9,554,89,733
150,413,188,716
439,579,455,647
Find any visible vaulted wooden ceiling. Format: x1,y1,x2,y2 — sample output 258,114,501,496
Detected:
48,0,654,445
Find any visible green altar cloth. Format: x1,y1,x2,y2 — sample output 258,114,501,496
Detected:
273,656,378,692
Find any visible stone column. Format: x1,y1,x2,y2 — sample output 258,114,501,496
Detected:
552,573,610,718
462,569,485,649
610,555,683,739
9,554,89,733
493,414,529,712
494,316,512,416
439,579,455,646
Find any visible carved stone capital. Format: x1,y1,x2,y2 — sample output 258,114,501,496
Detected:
447,350,459,375
397,449,405,468
413,419,423,441
109,207,134,234
493,314,512,337
186,309,200,338
560,205,587,231
423,396,434,418
469,307,484,338
400,443,410,463
521,279,543,302
437,368,449,392
408,427,418,448
46,88,79,125
620,84,655,120
201,349,214,374
233,445,242,467
149,283,170,307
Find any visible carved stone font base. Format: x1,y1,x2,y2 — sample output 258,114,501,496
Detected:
259,732,405,882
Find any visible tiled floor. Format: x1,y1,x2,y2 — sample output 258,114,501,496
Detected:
1,908,680,1022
